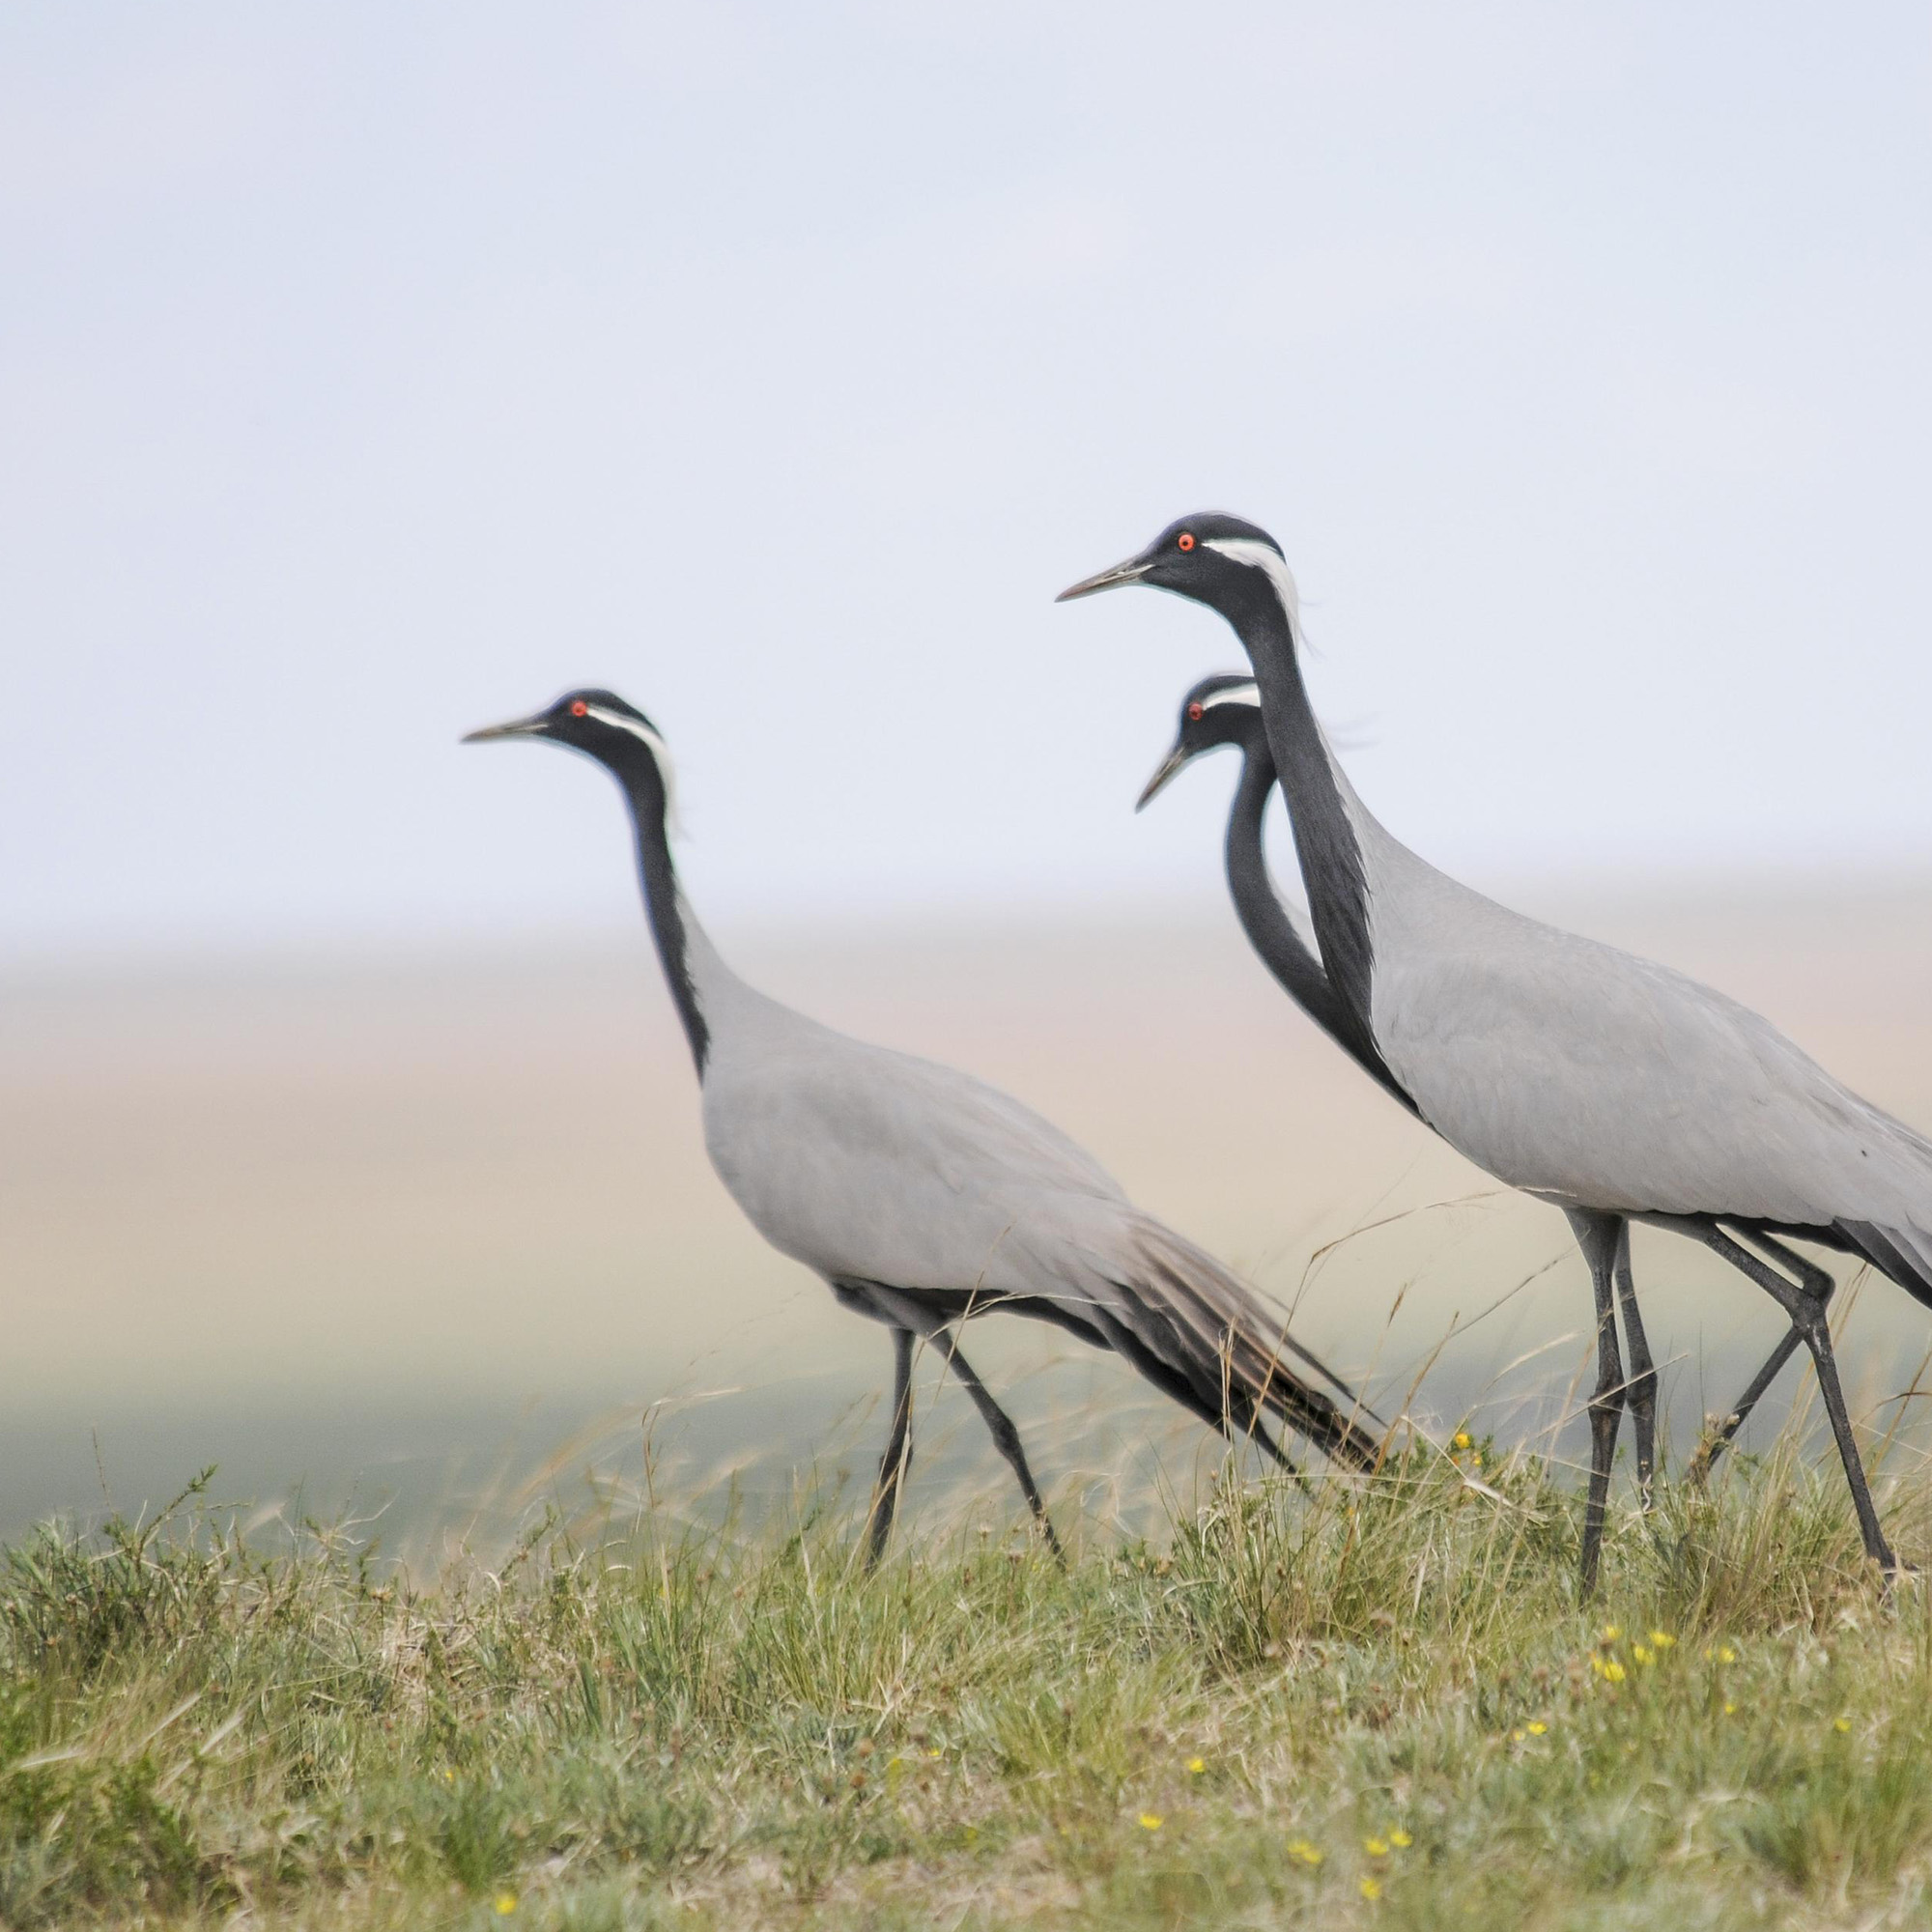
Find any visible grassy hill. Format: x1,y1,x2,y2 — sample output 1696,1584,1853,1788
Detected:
5,1433,1932,1930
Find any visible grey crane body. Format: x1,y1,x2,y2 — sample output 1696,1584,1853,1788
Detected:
466,688,1378,1560
1344,775,1932,1254
1064,518,1932,1585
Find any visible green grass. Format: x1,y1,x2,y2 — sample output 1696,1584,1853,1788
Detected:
6,1429,1932,1930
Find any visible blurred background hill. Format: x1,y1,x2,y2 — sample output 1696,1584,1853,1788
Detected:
9,872,1931,1549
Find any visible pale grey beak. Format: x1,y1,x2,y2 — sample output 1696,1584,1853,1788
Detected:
1134,743,1191,812
461,713,548,744
1055,554,1151,602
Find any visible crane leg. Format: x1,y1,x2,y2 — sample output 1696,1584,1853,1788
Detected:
1696,1224,1897,1574
864,1326,918,1567
1611,1221,1660,1509
932,1325,1064,1560
1689,1332,1802,1484
1688,1230,1833,1485
1570,1210,1629,1599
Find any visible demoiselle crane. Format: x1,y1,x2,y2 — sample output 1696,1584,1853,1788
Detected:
1134,672,1841,1508
1062,518,1932,1589
464,688,1379,1560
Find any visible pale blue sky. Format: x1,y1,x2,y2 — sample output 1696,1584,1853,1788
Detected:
4,4,1929,959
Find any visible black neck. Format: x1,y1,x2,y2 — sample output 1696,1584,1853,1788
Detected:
605,746,710,1077
1229,601,1379,1053
1224,733,1416,1115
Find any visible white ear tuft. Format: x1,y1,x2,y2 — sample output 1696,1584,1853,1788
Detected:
1197,681,1260,714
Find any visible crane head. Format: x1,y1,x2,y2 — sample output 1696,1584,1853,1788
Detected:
1057,513,1303,642
462,688,677,807
1135,674,1262,810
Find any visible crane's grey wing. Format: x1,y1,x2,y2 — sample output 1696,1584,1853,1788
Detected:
1372,915,1932,1292
700,1022,1130,1288
702,1023,1170,1296
700,1020,1378,1464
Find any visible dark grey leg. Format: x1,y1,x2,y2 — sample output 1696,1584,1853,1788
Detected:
1690,1331,1803,1482
865,1326,917,1567
933,1326,1063,1559
1689,1230,1832,1484
1697,1225,1895,1572
1569,1210,1628,1600
1611,1221,1660,1509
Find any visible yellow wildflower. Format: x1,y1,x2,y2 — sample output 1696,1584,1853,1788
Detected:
1388,1828,1412,1848
1288,1838,1323,1866
1453,1431,1472,1450
1139,1812,1163,1831
1526,1721,1548,1736
1361,1876,1383,1900
1650,1631,1676,1649
1833,1718,1851,1734
494,1896,518,1918
1186,1756,1206,1775
1633,1645,1656,1665
1723,1701,1738,1716
1365,1836,1389,1856
1600,1660,1627,1685
1705,1644,1738,1664
1601,1624,1622,1642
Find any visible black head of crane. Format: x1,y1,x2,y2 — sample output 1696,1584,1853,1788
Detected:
1057,514,1294,629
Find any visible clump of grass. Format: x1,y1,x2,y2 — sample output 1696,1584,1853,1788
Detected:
4,1432,1932,1928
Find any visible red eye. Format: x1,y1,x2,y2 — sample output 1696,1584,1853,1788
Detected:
570,699,588,718
1178,532,1196,552
1186,701,1205,722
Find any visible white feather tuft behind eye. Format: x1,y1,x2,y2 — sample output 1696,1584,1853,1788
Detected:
1197,681,1259,714
1203,537,1305,648
584,703,685,837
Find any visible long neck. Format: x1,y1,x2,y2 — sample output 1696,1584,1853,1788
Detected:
1229,595,1381,1055
1223,733,1417,1115
609,750,714,1077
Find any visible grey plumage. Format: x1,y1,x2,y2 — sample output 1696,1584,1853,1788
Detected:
1062,514,1932,1587
465,687,1379,1560
1350,753,1932,1274
691,918,1367,1436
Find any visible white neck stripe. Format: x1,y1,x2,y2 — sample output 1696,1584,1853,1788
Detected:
584,703,680,828
1204,537,1304,647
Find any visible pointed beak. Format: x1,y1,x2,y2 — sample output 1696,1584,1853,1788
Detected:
1055,553,1152,602
461,712,548,745
1134,742,1192,811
